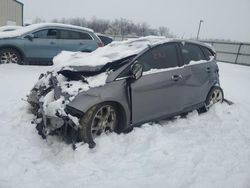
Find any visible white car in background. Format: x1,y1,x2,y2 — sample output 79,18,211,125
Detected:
0,25,23,32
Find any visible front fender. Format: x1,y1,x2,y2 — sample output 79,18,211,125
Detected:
66,80,131,130
67,93,101,114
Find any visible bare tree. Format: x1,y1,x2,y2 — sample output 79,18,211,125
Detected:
47,16,175,37
32,17,45,24
158,26,175,38
158,26,169,36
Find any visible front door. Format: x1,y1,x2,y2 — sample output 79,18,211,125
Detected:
130,43,191,124
24,28,60,62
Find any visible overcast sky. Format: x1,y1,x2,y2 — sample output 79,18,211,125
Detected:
19,0,250,42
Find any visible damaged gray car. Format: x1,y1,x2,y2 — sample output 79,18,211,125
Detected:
27,37,224,148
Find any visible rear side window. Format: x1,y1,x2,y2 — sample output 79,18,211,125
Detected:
59,30,92,40
180,43,206,64
33,29,58,39
137,43,179,72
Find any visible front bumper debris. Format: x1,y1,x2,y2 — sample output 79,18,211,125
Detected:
27,72,82,140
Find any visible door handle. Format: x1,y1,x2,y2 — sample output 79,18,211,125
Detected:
206,67,211,73
171,75,182,81
50,41,55,45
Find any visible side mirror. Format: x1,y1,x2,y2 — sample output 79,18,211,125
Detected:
131,63,143,80
25,34,34,41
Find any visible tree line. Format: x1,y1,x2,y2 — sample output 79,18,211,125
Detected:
33,17,175,38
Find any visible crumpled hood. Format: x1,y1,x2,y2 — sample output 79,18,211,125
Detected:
58,53,136,79
58,65,105,78
52,36,169,69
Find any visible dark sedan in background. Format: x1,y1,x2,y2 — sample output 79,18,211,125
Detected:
97,34,113,46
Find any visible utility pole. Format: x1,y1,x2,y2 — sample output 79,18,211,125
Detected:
196,20,204,40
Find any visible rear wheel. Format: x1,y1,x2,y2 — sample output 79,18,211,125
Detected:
0,48,22,64
79,102,119,148
198,86,224,113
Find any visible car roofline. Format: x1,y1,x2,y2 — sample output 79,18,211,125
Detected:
29,23,94,33
149,39,216,53
0,23,95,39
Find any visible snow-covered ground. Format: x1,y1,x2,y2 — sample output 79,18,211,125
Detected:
0,62,250,188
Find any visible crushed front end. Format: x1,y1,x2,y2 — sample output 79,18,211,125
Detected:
27,71,86,142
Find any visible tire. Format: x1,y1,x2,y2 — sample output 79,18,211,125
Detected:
0,48,22,64
79,102,119,148
198,86,224,113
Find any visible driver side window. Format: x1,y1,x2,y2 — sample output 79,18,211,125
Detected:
136,43,179,72
33,29,58,39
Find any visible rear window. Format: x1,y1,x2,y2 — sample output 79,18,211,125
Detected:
180,43,206,64
59,30,92,40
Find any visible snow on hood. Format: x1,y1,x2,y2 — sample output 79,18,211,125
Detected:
53,36,170,69
0,23,93,39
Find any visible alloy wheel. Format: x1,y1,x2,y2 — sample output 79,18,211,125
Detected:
206,88,223,109
0,51,19,64
90,105,117,138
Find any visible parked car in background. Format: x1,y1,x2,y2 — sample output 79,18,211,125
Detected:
97,34,113,45
27,37,224,148
0,25,23,32
0,23,103,65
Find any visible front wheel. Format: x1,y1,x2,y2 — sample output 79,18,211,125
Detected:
0,48,22,64
79,102,119,148
198,86,224,113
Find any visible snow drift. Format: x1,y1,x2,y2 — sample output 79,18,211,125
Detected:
0,63,250,188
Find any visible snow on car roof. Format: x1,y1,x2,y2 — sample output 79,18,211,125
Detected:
0,23,93,39
0,25,23,32
53,36,170,69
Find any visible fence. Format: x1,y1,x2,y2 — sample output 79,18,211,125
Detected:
199,41,250,66
110,35,250,66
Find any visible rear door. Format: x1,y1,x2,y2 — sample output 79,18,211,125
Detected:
179,43,213,105
130,43,192,124
57,29,97,52
24,28,60,61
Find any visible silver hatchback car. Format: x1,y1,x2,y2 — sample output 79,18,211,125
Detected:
28,38,224,148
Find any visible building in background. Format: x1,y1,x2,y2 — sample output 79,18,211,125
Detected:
0,0,23,26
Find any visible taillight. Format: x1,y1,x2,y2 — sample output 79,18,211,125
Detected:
98,42,104,47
